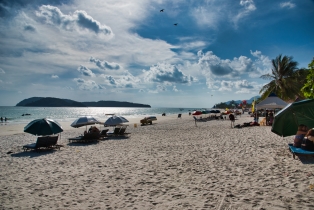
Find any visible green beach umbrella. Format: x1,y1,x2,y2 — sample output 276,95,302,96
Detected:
271,99,314,137
24,118,63,136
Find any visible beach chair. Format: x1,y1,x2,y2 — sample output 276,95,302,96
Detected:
47,135,62,150
288,143,314,159
118,126,130,136
23,136,58,152
107,126,121,136
100,129,109,137
193,116,205,122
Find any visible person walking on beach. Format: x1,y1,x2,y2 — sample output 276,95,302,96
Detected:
229,113,235,128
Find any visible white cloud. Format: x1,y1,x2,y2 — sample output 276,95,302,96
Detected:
233,0,256,27
36,5,113,36
51,74,59,79
73,78,104,90
0,68,5,74
280,2,296,9
142,63,195,84
90,57,121,70
198,50,254,78
77,65,95,77
173,85,179,92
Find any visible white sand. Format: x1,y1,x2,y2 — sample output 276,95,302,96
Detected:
1,113,314,209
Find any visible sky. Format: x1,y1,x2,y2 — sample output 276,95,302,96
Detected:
0,0,313,107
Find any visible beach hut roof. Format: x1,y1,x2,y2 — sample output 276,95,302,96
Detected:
256,93,288,109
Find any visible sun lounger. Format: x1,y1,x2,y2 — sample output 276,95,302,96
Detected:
288,143,314,159
106,126,121,136
193,116,206,122
23,135,61,151
107,125,130,137
68,132,102,143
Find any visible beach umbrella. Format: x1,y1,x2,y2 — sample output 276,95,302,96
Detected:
71,116,100,129
24,118,63,136
192,111,202,115
271,99,314,137
104,115,129,126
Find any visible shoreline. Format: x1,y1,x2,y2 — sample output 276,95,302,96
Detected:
0,113,187,136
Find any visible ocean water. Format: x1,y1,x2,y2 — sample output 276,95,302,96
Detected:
0,106,203,125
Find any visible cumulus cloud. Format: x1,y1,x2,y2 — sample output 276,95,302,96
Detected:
173,85,179,92
77,65,95,77
99,71,139,88
198,51,254,77
73,78,104,90
0,68,5,74
90,57,120,70
24,25,36,32
218,80,255,92
280,2,296,9
51,74,59,79
36,5,113,36
143,63,194,84
250,50,271,76
157,85,167,92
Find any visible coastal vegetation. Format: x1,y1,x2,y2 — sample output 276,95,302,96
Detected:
216,55,313,109
260,55,313,101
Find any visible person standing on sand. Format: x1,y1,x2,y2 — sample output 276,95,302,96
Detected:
229,113,235,128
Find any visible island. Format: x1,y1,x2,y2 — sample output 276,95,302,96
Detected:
16,97,151,108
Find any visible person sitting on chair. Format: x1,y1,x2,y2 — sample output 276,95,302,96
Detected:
302,128,314,151
293,124,308,148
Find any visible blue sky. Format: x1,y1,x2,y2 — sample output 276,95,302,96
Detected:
0,0,313,107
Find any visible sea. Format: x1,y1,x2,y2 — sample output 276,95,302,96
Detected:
0,106,204,125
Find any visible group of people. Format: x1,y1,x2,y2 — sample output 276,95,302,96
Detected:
84,126,100,135
294,124,314,151
0,117,7,122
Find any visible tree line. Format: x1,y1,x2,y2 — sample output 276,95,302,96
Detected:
215,56,314,109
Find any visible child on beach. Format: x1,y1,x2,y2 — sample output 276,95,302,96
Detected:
293,124,308,147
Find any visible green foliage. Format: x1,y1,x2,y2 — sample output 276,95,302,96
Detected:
301,58,314,99
259,54,308,100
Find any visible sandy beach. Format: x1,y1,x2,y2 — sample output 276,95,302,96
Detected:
1,113,314,209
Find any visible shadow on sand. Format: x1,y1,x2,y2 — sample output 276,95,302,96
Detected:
10,149,60,158
298,156,314,164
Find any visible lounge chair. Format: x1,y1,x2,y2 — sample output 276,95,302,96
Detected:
288,143,314,159
193,116,205,122
100,129,109,137
107,126,121,136
118,126,130,136
68,132,102,143
23,135,61,151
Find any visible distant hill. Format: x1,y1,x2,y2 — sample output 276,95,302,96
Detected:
82,101,151,108
17,97,86,107
16,97,151,108
225,96,260,105
215,95,260,109
16,97,43,106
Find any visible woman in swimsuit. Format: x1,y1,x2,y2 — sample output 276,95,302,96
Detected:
293,124,308,147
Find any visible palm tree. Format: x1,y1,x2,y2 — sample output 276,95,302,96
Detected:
259,54,306,100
